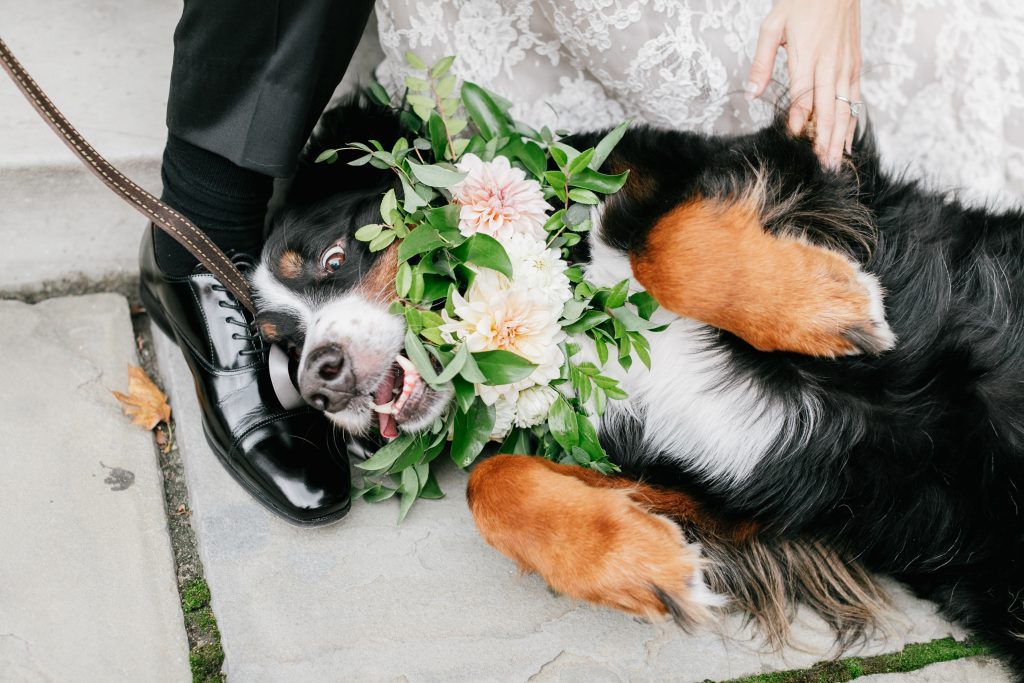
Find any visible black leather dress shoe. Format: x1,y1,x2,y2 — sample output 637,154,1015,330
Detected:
139,225,351,525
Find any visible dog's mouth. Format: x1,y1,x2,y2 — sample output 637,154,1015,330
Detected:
370,355,428,439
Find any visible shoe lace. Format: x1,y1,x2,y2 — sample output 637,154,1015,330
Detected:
212,283,265,358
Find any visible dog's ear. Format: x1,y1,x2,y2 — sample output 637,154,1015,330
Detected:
287,94,405,206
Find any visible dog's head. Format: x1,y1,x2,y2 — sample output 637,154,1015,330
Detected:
252,100,451,439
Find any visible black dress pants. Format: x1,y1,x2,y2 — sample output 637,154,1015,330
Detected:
166,0,376,178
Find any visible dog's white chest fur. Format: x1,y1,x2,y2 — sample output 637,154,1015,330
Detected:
581,235,790,486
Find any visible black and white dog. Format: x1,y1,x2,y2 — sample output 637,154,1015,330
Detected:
252,99,1024,675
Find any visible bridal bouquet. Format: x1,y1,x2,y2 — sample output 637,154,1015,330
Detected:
317,54,663,519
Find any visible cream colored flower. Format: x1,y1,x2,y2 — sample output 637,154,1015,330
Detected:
440,274,565,405
451,153,550,241
490,391,518,440
514,385,558,428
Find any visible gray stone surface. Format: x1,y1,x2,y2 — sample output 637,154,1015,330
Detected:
0,0,177,291
0,295,189,682
864,657,1010,682
0,0,383,295
154,326,974,682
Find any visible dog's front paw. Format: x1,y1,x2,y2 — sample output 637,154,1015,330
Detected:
797,248,896,357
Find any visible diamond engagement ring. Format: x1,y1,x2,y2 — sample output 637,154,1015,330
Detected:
836,95,864,118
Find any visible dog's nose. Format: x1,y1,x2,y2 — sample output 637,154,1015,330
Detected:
299,343,354,412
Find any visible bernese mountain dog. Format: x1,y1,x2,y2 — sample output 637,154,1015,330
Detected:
251,99,1024,676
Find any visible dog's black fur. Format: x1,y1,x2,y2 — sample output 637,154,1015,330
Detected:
266,100,1024,674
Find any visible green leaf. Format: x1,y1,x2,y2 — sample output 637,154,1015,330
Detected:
436,75,457,99
452,138,471,158
451,375,476,413
567,148,594,177
356,433,416,471
548,397,580,452
571,167,629,194
434,343,469,384
609,306,662,331
605,279,630,309
389,436,428,474
408,161,467,188
404,75,430,92
366,81,391,107
450,400,496,468
471,350,536,385
452,233,513,278
563,310,610,333
395,262,413,298
461,82,511,140
498,427,533,455
549,145,568,169
404,330,441,385
314,149,338,164
428,112,449,161
405,51,427,70
380,189,398,225
368,230,397,252
354,224,384,242
418,469,445,499
459,351,488,385
431,55,456,78
363,484,398,503
629,291,659,319
399,175,429,213
568,188,600,205
517,141,548,178
590,120,630,170
397,467,421,522
396,225,443,262
564,203,591,227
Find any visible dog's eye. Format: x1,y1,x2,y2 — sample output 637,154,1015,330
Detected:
320,245,346,273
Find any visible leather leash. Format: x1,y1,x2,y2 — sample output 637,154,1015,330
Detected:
0,36,257,314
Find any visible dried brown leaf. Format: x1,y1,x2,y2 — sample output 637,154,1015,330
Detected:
112,364,171,431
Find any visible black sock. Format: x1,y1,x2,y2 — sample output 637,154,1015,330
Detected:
155,133,274,276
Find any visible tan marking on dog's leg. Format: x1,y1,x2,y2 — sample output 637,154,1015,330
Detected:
629,197,895,357
467,455,720,624
259,321,278,341
278,250,304,280
355,244,399,303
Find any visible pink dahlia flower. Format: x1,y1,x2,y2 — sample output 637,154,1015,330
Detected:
451,153,550,241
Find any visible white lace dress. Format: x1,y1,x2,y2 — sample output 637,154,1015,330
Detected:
374,0,1024,208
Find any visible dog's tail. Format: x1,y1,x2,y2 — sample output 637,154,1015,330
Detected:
678,522,890,652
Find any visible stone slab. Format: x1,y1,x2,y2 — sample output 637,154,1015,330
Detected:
0,294,189,682
864,657,1010,682
0,0,382,294
154,326,979,682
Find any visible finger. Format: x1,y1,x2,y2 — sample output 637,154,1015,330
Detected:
844,79,862,153
828,73,853,168
812,64,837,166
748,15,784,99
787,62,814,136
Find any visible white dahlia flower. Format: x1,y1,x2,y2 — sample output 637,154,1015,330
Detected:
490,391,518,440
450,153,550,241
514,385,559,428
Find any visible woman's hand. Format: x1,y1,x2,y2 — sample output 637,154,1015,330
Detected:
746,0,862,169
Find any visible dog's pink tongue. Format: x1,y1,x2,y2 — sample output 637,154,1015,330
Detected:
375,368,399,439
379,412,399,439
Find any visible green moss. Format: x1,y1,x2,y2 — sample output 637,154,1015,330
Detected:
182,578,212,612
723,637,991,683
189,642,224,682
190,606,218,632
